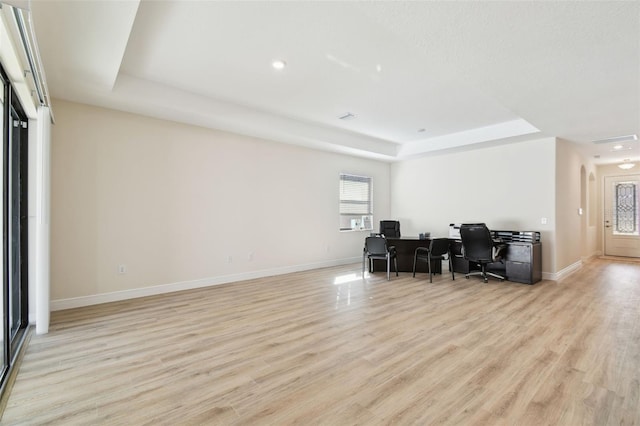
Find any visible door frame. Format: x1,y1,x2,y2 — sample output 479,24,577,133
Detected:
603,173,640,258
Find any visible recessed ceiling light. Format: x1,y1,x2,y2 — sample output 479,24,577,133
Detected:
272,60,287,70
613,144,624,150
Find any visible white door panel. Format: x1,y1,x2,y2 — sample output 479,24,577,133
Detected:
604,174,640,258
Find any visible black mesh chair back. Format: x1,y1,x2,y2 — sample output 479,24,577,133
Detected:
365,236,388,255
412,238,454,283
379,220,401,238
460,223,505,283
429,238,451,258
363,236,398,280
460,224,493,263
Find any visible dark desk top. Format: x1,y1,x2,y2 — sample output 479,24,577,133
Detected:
386,236,428,241
385,236,446,241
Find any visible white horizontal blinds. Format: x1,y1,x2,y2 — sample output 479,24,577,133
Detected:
340,174,372,215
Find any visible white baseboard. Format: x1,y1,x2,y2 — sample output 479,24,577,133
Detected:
541,271,555,281
581,251,601,263
544,259,582,282
51,256,361,311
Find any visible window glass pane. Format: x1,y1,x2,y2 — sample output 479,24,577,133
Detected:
613,181,639,236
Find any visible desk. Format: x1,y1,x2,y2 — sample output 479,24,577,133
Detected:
371,237,442,274
370,231,542,284
450,230,542,284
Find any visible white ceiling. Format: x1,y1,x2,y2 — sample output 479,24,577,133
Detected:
29,0,639,164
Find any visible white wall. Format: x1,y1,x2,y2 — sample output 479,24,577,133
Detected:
584,167,598,260
390,137,557,275
555,139,597,272
50,99,390,308
49,99,605,307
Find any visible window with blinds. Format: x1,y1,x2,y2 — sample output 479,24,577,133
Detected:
339,173,373,231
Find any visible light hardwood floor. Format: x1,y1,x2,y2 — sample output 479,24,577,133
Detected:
2,258,639,425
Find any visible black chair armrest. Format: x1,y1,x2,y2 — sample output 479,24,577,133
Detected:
415,247,429,255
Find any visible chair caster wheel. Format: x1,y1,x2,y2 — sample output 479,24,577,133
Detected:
484,279,488,283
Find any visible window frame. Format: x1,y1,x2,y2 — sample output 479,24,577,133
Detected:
339,173,373,232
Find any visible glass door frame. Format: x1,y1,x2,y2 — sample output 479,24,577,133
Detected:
0,63,29,396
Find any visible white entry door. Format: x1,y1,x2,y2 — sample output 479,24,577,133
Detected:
604,174,640,257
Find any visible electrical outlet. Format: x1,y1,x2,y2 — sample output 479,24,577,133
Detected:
540,217,548,225
227,255,233,264
118,264,127,274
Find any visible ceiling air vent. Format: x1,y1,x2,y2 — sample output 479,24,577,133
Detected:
338,112,356,120
592,134,638,144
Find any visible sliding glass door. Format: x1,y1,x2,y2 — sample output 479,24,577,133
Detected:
0,64,29,394
0,69,5,379
8,101,28,347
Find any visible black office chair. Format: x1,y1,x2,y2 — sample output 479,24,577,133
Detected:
363,235,398,280
379,220,401,238
412,238,455,283
459,223,506,283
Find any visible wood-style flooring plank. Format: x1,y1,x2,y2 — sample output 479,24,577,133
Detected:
2,257,640,425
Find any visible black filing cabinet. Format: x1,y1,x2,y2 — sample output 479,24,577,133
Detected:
505,242,542,284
